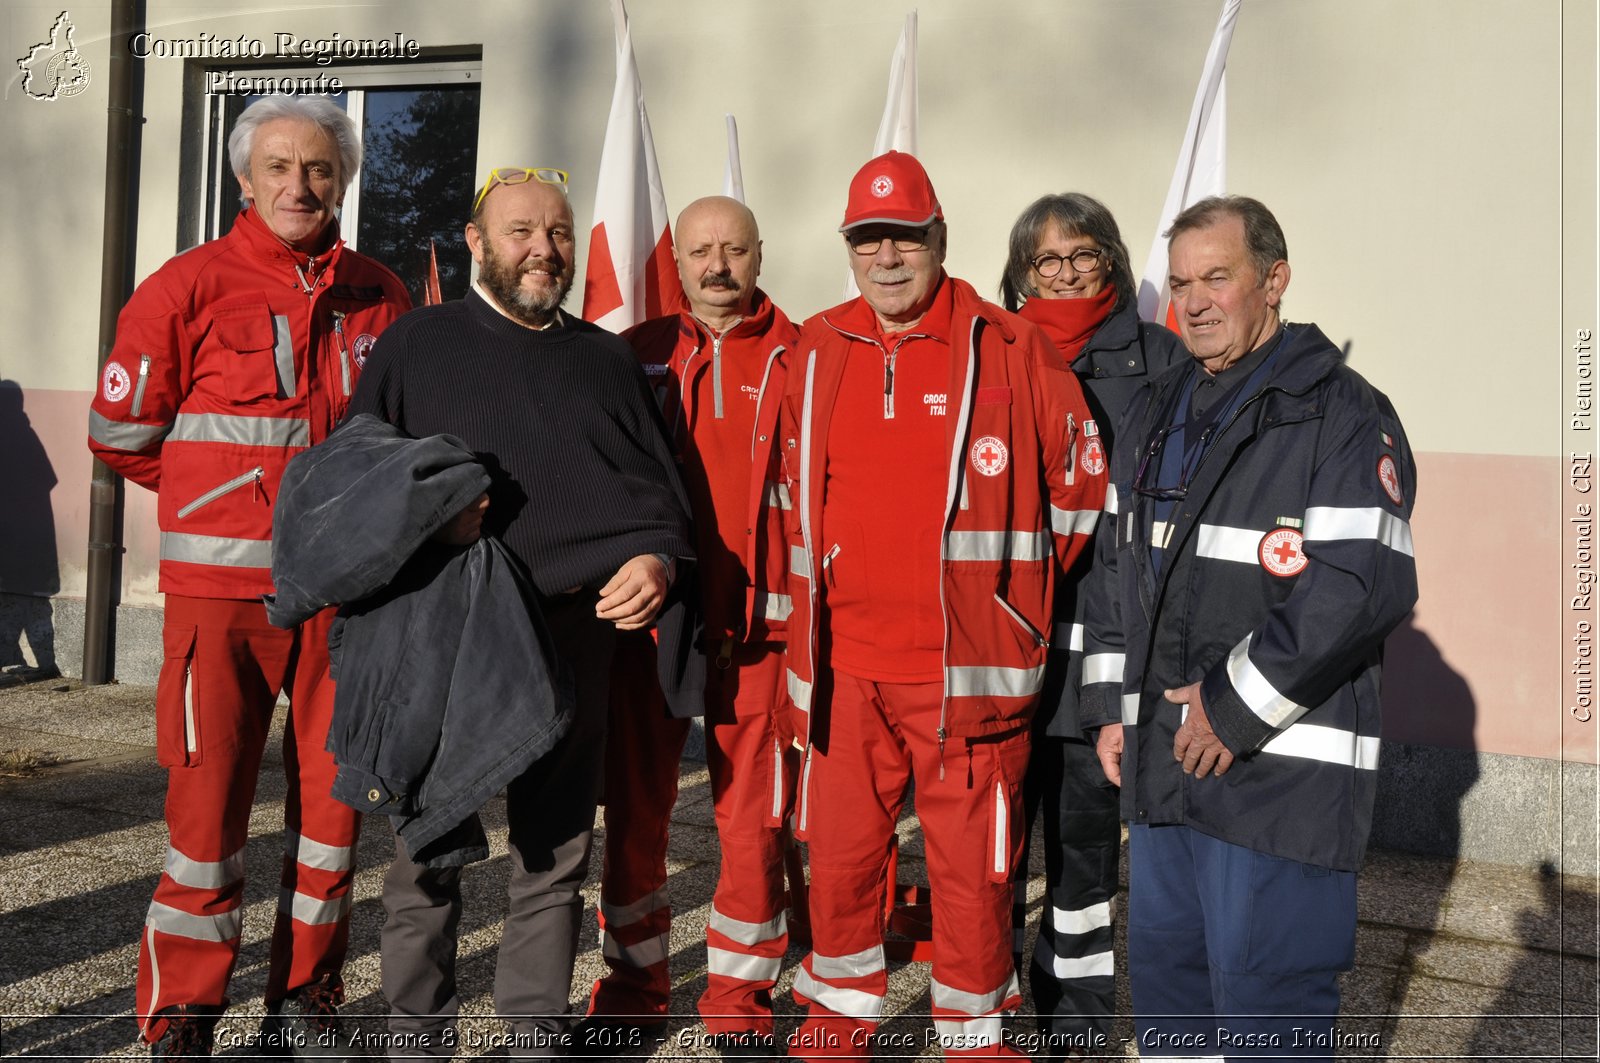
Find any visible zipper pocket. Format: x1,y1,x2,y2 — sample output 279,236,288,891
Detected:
993,592,1046,647
1065,412,1079,486
821,543,841,587
798,745,815,834
183,662,198,755
131,354,151,416
177,466,264,519
332,311,352,397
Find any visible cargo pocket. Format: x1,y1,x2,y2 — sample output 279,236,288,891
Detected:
156,624,201,767
211,300,284,403
982,734,1031,883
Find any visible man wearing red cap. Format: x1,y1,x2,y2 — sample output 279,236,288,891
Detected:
583,196,799,1059
779,151,1106,1060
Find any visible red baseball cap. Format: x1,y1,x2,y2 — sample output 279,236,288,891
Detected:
839,150,943,232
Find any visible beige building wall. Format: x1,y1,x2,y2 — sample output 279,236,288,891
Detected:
1,1,1592,767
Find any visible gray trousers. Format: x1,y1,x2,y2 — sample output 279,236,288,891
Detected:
380,596,616,1058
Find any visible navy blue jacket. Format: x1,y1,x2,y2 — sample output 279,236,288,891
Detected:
268,414,569,866
1080,324,1417,871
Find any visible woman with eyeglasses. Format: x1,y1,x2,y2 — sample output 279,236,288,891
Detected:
998,192,1185,1060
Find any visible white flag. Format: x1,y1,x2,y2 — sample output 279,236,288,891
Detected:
1137,0,1240,324
582,0,684,332
722,113,745,204
846,10,920,298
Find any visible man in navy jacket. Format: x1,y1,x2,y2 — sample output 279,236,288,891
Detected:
1081,196,1417,1060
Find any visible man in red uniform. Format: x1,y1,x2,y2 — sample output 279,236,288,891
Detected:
779,152,1105,1060
86,96,410,1059
584,196,798,1058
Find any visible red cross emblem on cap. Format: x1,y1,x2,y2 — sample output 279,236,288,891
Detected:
870,175,894,198
1258,528,1308,578
971,435,1008,477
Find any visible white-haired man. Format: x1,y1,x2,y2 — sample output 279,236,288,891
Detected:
88,95,410,1059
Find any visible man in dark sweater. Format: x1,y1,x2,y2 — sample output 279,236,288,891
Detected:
346,167,696,1058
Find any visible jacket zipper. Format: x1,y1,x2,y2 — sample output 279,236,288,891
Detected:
131,354,151,417
993,592,1046,647
749,345,783,460
935,319,982,777
177,466,264,519
1065,412,1078,485
712,332,726,419
332,310,351,397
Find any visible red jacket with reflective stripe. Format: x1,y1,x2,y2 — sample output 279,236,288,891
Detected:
780,276,1106,742
623,290,796,643
87,208,411,600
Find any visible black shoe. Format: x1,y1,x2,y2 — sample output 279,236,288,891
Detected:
569,1015,668,1057
261,981,357,1061
149,1007,216,1059
708,1030,778,1060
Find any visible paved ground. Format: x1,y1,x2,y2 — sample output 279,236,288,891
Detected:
0,676,1595,1060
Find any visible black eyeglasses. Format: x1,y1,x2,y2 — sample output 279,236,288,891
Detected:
1031,248,1104,279
847,230,931,256
1132,422,1216,501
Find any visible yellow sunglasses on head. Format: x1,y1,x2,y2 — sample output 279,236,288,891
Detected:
472,167,570,213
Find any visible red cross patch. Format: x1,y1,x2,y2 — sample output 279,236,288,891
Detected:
1377,454,1404,505
102,361,131,402
1259,528,1308,577
1080,437,1106,477
970,435,1008,477
353,333,377,369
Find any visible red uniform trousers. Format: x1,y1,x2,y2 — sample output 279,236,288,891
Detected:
791,672,1030,1061
137,595,361,1041
590,633,691,1022
590,638,796,1036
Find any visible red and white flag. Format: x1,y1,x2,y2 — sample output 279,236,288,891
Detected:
845,10,919,298
1137,0,1240,326
722,113,745,204
582,0,684,332
423,239,443,306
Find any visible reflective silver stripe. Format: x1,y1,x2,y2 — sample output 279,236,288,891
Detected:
789,545,810,579
163,845,245,890
792,965,883,1020
710,906,786,947
602,929,669,968
1304,505,1415,556
1033,937,1115,979
170,412,310,448
992,782,1007,874
602,887,669,927
943,529,1051,562
798,746,814,831
812,943,884,980
787,669,812,714
272,314,295,397
1050,505,1099,537
1082,653,1125,686
284,831,353,873
757,591,793,622
1195,523,1264,565
1151,520,1174,549
88,410,171,451
281,889,350,926
1051,900,1112,935
707,947,783,983
1121,693,1141,724
161,531,272,569
764,480,792,510
146,900,242,942
1261,722,1381,770
1104,485,1120,515
930,972,1019,1017
933,1016,1004,1049
1052,622,1084,652
945,664,1045,699
770,740,784,819
1225,635,1309,728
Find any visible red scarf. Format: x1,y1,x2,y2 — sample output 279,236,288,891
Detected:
1017,284,1117,362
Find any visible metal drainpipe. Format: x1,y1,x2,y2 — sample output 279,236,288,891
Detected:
83,0,140,685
